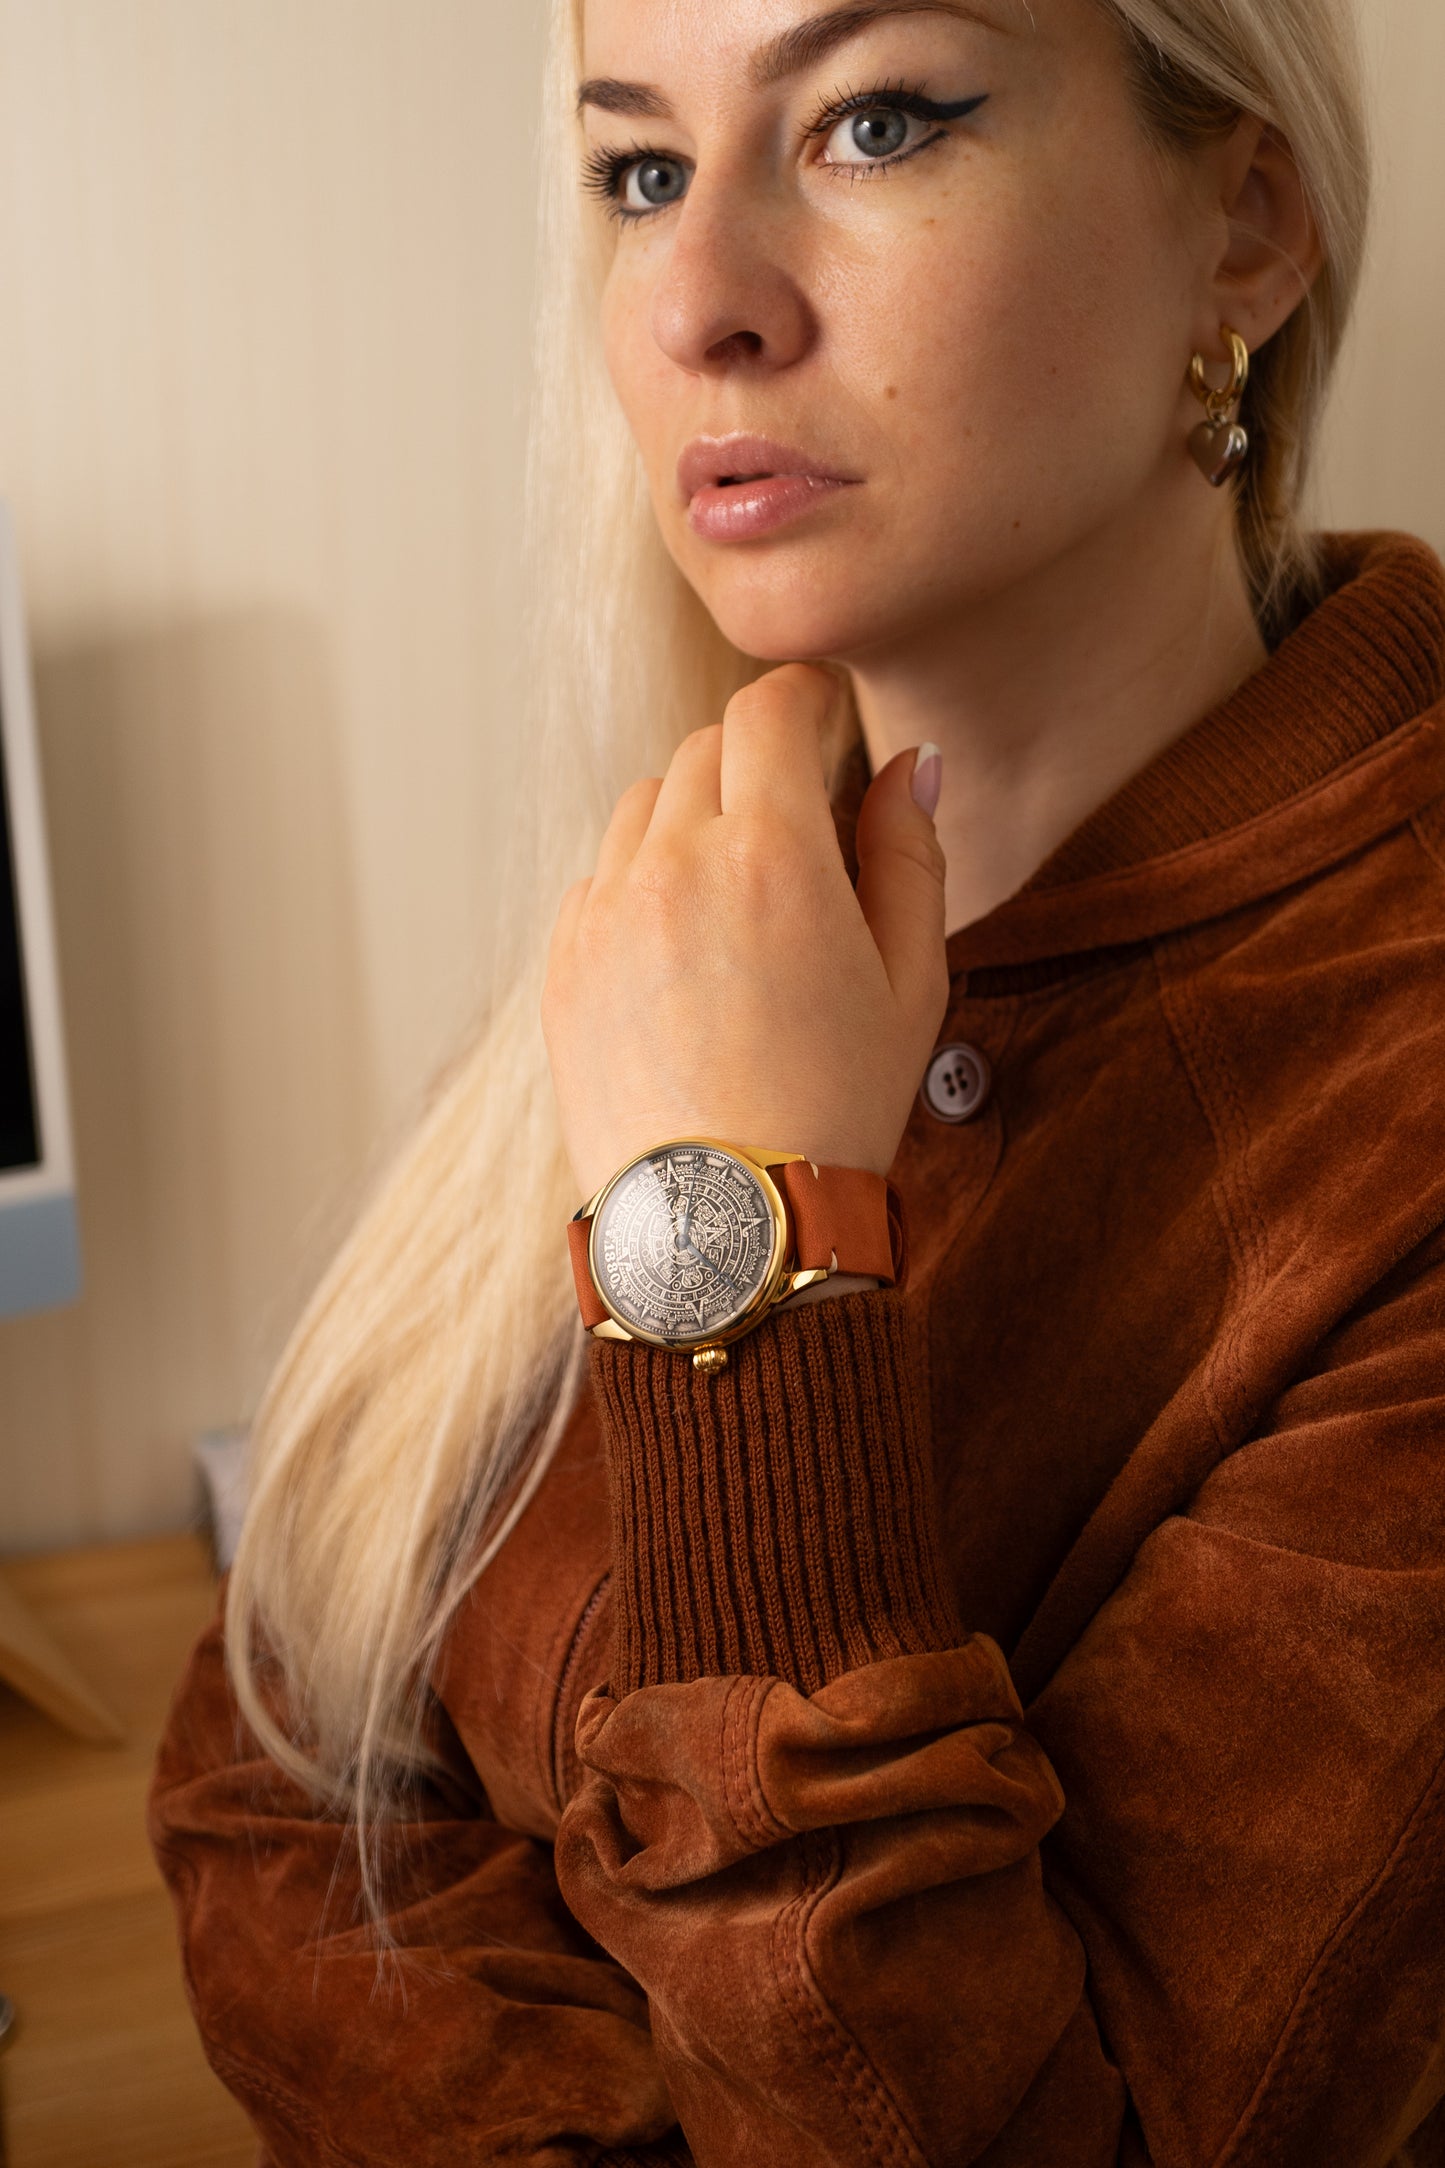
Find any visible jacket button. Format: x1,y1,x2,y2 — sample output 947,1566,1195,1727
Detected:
922,1042,992,1124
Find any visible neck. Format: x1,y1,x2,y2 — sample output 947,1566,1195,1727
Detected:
845,481,1269,935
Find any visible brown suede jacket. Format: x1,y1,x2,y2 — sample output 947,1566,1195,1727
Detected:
150,531,1445,2167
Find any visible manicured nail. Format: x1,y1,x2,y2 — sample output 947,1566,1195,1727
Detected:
911,742,943,818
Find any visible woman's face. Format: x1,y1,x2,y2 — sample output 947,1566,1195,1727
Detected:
579,0,1227,664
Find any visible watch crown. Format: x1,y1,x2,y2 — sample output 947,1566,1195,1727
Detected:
692,1346,729,1378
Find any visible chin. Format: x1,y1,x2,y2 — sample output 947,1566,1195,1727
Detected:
674,508,1048,665
699,577,940,667
686,558,911,665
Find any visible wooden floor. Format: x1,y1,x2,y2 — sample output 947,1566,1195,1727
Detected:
0,1535,256,2167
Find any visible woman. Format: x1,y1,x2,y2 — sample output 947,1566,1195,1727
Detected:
149,0,1445,2158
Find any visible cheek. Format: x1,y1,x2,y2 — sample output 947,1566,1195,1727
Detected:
837,158,1190,494
600,267,672,447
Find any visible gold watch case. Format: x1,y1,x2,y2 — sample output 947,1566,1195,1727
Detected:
577,1136,835,1373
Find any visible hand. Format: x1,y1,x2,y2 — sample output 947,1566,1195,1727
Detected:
543,663,949,1204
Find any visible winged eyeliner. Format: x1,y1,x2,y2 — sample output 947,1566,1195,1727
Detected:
795,82,991,134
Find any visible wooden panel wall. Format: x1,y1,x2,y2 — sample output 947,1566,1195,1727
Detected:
0,1,543,1546
1314,1,1445,545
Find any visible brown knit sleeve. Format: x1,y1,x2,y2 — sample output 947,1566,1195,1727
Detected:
589,1286,963,1695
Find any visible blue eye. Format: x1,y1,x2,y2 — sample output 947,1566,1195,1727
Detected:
581,141,692,223
808,82,990,182
829,107,914,161
624,157,688,213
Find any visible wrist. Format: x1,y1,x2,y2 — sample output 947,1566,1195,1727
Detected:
567,1136,906,1372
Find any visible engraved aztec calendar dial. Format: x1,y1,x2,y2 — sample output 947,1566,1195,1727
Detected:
591,1145,781,1347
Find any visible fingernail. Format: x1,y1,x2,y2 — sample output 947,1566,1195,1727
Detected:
911,743,943,818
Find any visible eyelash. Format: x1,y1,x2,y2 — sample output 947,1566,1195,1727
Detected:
580,78,985,225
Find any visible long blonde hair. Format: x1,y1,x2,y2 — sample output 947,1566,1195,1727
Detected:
225,0,1370,1879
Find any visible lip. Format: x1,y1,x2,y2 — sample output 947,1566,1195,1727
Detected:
677,432,862,542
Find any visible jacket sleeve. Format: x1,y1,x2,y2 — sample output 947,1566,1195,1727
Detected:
147,1590,689,2168
553,1260,1445,2168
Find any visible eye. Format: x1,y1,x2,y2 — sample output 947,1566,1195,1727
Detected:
619,155,688,216
819,103,929,168
804,84,990,183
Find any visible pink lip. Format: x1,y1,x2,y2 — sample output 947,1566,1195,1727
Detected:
678,433,861,542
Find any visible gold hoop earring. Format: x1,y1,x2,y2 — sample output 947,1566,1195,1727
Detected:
1187,326,1251,487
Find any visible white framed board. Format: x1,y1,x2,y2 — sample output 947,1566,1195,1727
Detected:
0,501,80,1319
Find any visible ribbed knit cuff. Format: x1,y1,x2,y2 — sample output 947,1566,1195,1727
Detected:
590,1290,963,1696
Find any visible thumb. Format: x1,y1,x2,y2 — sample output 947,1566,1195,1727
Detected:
854,743,949,1009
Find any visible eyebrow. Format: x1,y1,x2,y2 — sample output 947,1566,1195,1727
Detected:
753,0,998,87
577,1,996,120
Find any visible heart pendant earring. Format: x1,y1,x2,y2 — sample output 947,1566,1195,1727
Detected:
1187,327,1251,487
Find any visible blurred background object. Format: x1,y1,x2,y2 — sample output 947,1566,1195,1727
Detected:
191,1424,249,1572
0,501,79,1326
0,492,125,1742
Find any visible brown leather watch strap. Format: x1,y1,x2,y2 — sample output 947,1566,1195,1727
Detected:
568,1216,611,1329
773,1161,906,1285
567,1156,907,1333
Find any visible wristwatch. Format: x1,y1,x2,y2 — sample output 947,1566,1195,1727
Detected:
567,1137,906,1374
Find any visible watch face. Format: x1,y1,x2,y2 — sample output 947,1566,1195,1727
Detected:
590,1144,782,1347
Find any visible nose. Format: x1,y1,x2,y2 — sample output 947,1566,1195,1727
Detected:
648,171,815,376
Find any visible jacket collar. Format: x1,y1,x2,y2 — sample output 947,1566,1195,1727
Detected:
831,531,1445,979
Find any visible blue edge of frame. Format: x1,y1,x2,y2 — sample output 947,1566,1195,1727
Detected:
0,1191,81,1321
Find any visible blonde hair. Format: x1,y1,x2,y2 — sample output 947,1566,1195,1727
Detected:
225,0,1371,1897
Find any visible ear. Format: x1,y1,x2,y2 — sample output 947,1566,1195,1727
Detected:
1195,116,1326,359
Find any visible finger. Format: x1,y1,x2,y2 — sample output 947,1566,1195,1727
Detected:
646,722,724,842
854,744,949,1010
594,776,662,882
718,663,844,834
548,874,592,967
